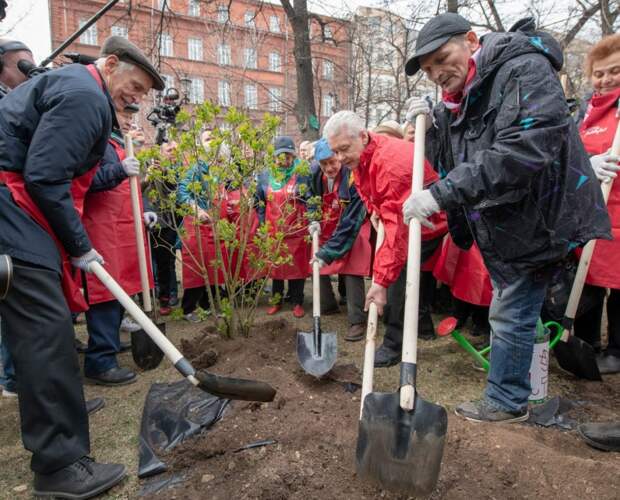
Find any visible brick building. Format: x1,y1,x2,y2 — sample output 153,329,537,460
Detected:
48,0,351,144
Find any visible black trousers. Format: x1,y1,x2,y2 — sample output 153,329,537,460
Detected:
272,279,304,306
0,260,89,473
151,226,177,305
182,285,217,314
574,285,620,355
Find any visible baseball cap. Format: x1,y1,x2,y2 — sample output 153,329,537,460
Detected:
274,136,296,156
100,36,165,91
314,138,334,162
405,13,472,76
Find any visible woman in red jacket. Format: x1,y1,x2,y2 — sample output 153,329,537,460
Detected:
574,34,620,374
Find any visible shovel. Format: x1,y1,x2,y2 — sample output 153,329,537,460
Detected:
554,113,620,381
89,261,277,402
296,230,337,377
356,113,447,496
0,254,12,300
124,134,165,370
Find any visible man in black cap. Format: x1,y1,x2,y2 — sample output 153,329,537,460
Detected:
0,36,162,498
402,14,610,423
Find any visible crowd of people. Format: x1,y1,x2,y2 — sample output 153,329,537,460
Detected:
0,11,618,500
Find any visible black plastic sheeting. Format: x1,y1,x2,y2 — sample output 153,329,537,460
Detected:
138,379,230,479
527,396,577,430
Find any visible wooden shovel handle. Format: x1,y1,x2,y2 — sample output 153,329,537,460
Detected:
561,115,620,339
400,113,427,411
124,134,152,313
360,222,385,419
311,230,320,318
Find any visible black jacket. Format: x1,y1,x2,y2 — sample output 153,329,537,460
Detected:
427,19,611,285
0,63,115,272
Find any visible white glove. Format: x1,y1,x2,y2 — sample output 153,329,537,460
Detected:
143,211,158,228
590,152,620,183
402,189,440,229
308,221,321,236
405,97,432,129
310,255,326,269
121,156,140,177
71,248,104,272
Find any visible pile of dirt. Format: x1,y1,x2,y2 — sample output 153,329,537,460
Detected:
149,318,619,500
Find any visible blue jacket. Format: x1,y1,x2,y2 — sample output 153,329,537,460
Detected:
0,63,115,272
177,161,210,209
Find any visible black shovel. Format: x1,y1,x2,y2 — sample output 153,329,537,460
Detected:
90,261,277,402
296,230,337,377
554,115,620,380
356,114,447,496
125,134,165,370
0,254,12,300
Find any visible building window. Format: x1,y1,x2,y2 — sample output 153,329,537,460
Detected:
323,60,334,81
217,43,231,65
158,32,173,57
244,47,257,69
217,5,229,23
189,78,204,104
188,0,200,16
244,10,255,28
269,15,280,33
187,37,203,61
110,25,128,38
268,87,281,112
322,94,335,117
244,84,257,109
79,19,98,45
218,80,231,106
268,52,281,72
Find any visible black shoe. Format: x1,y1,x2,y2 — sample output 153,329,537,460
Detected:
374,345,400,368
596,352,620,374
455,399,529,423
577,422,620,452
419,312,436,340
75,338,88,353
119,340,131,353
33,456,126,499
86,397,105,416
86,367,136,386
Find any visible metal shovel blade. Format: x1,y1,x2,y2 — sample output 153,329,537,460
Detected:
194,369,276,402
356,391,448,496
554,336,602,381
296,329,338,378
131,322,166,371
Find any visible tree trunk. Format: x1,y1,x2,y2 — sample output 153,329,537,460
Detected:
281,0,319,140
447,0,459,13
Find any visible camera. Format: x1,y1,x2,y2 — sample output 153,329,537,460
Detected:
147,87,183,144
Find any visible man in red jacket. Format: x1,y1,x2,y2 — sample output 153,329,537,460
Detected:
323,110,447,366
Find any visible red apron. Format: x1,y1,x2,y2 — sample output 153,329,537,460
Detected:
433,236,493,306
0,64,106,312
317,176,372,277
181,215,225,289
82,140,153,304
266,175,310,280
579,89,620,289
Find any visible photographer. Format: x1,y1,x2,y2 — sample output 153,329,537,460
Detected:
0,36,163,498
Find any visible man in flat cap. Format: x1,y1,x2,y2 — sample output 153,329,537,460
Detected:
403,14,610,423
0,36,162,498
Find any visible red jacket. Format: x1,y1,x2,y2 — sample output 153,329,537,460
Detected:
353,133,447,288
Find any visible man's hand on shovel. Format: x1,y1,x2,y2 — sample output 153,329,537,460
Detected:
402,189,439,229
365,283,387,316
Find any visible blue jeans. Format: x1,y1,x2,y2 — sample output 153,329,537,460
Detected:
84,300,123,376
0,316,16,392
484,270,551,412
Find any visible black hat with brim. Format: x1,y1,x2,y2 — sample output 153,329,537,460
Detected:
405,13,472,76
100,36,165,91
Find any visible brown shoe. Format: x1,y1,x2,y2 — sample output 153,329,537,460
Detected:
345,323,366,342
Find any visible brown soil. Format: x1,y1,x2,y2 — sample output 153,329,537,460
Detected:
148,317,620,500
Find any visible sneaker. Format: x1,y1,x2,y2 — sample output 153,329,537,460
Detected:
373,345,400,368
159,305,172,316
2,387,17,398
33,456,126,499
184,312,202,323
345,323,366,342
455,399,529,423
120,317,141,333
169,295,179,307
293,304,305,318
267,305,281,315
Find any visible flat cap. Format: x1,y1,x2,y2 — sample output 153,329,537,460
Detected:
100,36,165,91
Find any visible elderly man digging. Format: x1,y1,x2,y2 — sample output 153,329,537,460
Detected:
403,14,610,423
323,111,447,365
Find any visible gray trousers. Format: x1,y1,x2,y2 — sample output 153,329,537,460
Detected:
320,274,366,325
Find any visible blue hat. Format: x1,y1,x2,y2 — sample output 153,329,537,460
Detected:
314,138,334,162
274,136,296,156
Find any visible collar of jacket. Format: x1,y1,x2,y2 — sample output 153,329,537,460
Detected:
358,132,378,171
87,64,119,131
